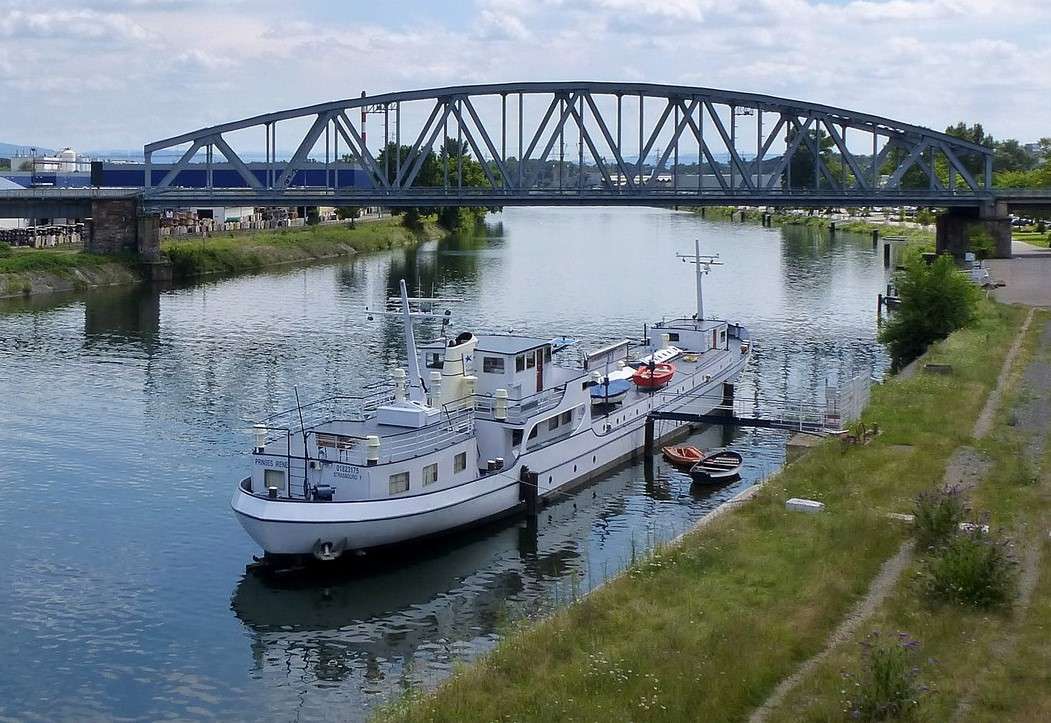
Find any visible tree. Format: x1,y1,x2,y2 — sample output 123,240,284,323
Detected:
993,139,1037,173
1036,138,1051,161
374,139,498,231
879,255,980,371
783,126,836,189
944,122,994,179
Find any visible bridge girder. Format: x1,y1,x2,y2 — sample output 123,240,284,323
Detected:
142,82,996,207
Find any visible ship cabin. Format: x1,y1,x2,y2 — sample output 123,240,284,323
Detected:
650,317,738,354
465,334,590,465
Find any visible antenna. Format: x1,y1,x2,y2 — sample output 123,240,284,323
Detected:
364,280,465,404
676,239,722,321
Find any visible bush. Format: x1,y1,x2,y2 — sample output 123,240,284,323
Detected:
967,226,995,260
878,255,980,371
0,241,11,257
913,486,967,550
843,631,926,721
922,533,1016,608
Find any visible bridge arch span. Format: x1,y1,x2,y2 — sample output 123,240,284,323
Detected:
143,82,994,208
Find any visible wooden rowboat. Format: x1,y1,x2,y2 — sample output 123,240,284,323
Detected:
661,445,705,467
689,450,743,482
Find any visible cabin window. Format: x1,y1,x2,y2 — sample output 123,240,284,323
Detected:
516,354,525,372
388,471,409,495
512,429,523,445
454,451,467,473
720,330,727,346
544,346,552,363
528,426,538,440
423,462,438,486
482,356,505,374
526,352,536,369
425,352,444,369
561,410,573,426
548,416,560,431
263,469,286,492
668,333,680,342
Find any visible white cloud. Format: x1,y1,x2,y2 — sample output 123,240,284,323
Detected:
0,0,1047,149
0,7,150,41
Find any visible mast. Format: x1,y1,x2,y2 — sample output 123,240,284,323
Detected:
676,239,722,321
399,279,426,403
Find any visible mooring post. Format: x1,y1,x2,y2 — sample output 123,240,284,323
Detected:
829,221,836,235
722,382,735,410
883,242,891,268
519,466,539,518
644,416,654,456
871,229,879,247
877,292,883,319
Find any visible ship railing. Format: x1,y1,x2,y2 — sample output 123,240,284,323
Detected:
255,387,397,434
307,403,477,466
473,384,567,424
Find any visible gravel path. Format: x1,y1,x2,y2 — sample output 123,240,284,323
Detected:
953,314,1051,722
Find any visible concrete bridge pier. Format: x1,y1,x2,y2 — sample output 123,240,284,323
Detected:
86,198,171,281
936,203,1012,259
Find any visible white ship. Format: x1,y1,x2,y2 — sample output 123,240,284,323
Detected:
232,241,751,560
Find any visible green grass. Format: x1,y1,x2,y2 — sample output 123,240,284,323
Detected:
0,247,126,275
1012,230,1051,248
161,217,439,278
762,309,1051,722
382,301,1024,722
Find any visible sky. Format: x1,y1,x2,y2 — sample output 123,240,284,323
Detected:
0,0,1047,153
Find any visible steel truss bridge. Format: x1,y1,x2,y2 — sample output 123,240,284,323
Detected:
141,82,1002,210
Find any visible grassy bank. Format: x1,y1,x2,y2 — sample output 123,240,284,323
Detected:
161,217,440,279
0,246,142,298
694,206,936,246
0,245,129,274
384,301,1024,722
763,309,1051,721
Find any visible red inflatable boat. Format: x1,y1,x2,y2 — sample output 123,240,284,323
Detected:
632,362,675,389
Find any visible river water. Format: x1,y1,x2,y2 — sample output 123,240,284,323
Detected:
0,207,891,721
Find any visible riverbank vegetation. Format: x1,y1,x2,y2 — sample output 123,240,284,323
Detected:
370,138,500,233
693,206,936,246
161,217,440,279
383,300,1026,722
878,254,981,370
0,242,123,274
0,243,141,297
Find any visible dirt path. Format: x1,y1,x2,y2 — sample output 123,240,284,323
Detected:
749,309,1036,723
748,541,916,723
973,308,1035,439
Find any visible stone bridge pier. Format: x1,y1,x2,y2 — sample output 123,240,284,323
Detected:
936,202,1012,259
85,198,170,280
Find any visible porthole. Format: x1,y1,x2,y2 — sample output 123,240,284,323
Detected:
592,455,596,463
549,475,553,484
573,465,577,472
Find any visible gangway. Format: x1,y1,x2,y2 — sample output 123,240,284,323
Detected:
642,375,872,453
